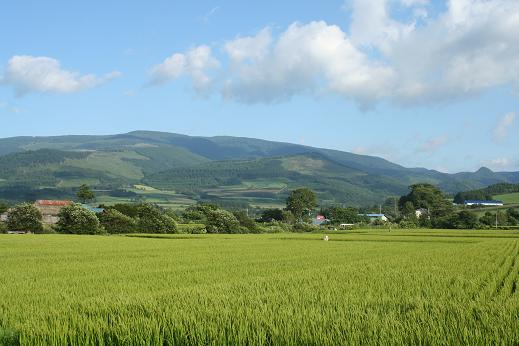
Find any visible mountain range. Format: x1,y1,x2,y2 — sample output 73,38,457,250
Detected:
0,130,518,206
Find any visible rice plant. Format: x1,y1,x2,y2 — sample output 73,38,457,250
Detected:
0,230,518,345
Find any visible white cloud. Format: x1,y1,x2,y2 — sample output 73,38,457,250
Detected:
493,112,516,143
0,55,120,95
222,21,394,106
417,135,449,153
350,0,416,50
400,0,429,6
482,157,513,170
153,0,519,107
224,28,272,62
149,45,219,93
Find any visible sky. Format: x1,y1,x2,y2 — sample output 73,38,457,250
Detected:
1,0,518,173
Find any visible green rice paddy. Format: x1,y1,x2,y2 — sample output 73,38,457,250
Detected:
1,230,519,345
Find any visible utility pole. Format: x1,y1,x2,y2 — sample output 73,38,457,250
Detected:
496,210,498,229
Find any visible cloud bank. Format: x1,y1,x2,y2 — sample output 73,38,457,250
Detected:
149,45,219,93
1,55,120,96
493,112,516,143
151,0,519,107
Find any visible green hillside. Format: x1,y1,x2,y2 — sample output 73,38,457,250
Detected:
144,153,410,205
1,131,519,206
495,193,519,204
453,183,519,204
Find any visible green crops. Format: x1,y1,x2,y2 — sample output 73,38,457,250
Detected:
1,230,519,345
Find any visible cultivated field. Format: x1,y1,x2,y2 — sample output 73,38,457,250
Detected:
495,192,519,204
1,230,519,345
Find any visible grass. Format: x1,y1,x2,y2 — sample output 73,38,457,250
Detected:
57,178,101,188
65,151,148,180
495,192,519,204
1,230,519,344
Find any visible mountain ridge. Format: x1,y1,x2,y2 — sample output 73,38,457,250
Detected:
0,131,518,206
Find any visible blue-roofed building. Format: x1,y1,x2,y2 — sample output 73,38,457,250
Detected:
80,204,105,213
361,213,388,222
464,200,504,206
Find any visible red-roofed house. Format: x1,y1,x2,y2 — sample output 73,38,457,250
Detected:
34,200,73,224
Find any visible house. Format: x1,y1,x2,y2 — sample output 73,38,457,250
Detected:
362,214,388,222
34,200,73,224
415,208,428,218
0,211,8,222
312,215,330,226
464,200,504,207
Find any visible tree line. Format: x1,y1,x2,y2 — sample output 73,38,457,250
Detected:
2,184,518,234
453,183,519,204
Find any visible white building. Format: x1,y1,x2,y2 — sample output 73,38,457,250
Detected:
363,214,388,222
464,200,504,207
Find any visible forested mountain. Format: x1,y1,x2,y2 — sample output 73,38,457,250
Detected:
1,131,518,205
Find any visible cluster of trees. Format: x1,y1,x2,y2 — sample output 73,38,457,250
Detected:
397,184,518,229
0,202,178,235
3,182,516,234
0,187,321,235
319,206,370,225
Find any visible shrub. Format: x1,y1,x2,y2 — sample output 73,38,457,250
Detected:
136,203,177,234
292,223,320,233
177,223,207,234
98,209,137,234
399,220,417,229
258,221,293,233
259,208,284,222
205,209,241,234
232,211,260,233
0,222,7,234
56,204,103,235
6,203,44,233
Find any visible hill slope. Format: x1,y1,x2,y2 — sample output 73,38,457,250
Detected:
1,131,519,205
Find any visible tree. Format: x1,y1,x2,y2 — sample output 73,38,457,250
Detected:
286,188,317,222
56,204,103,234
98,209,137,234
402,201,416,219
506,208,519,226
107,203,140,218
455,210,479,229
321,206,363,224
77,184,95,203
0,202,9,214
136,203,177,234
479,212,495,227
399,184,454,227
232,210,259,232
259,208,284,222
6,203,44,233
205,209,241,234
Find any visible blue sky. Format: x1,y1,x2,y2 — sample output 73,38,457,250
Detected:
1,0,518,173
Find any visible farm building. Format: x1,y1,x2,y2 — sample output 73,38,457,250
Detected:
415,208,428,218
464,200,504,207
80,204,105,214
312,215,330,226
34,200,73,224
362,214,388,222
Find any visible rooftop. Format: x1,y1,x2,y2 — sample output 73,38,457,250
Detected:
35,200,72,206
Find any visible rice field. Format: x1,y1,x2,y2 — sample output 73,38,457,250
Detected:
1,230,519,345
